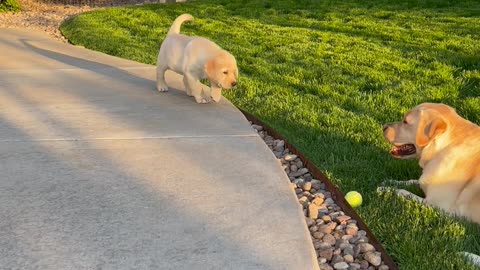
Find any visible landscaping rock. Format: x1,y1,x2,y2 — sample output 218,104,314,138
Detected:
323,234,336,246
331,254,344,264
333,262,349,270
313,232,324,239
357,243,375,253
335,215,351,223
313,197,324,206
344,254,354,263
318,257,327,264
345,224,358,236
360,260,369,269
290,164,298,172
319,263,334,270
251,123,388,270
349,263,361,270
343,245,354,256
252,124,263,131
296,160,304,168
303,181,312,191
308,203,319,219
319,248,334,261
289,167,309,177
364,252,381,267
305,217,315,227
284,154,297,161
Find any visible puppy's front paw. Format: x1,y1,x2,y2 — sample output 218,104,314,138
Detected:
211,89,222,102
194,95,209,104
157,83,169,92
202,95,212,103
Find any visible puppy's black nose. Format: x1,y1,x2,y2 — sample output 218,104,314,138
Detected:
383,125,389,132
231,81,237,87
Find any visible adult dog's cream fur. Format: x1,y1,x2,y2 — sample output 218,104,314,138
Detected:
156,14,238,103
382,103,480,224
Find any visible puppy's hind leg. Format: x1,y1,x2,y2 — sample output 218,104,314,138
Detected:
156,62,169,92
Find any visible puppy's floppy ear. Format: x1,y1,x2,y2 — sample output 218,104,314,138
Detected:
205,57,217,81
416,111,447,147
205,53,224,81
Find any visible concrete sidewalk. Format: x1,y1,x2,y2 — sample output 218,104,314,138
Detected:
0,28,319,270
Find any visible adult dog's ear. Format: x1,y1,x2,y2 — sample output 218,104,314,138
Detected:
416,111,447,147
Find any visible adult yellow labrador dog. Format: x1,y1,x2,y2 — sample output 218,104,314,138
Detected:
381,103,480,266
156,14,239,104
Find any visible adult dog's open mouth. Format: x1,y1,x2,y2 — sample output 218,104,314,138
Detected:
390,144,416,158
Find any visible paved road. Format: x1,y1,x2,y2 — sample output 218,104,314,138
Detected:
0,28,318,270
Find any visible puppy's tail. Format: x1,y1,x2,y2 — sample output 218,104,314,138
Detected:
167,14,194,35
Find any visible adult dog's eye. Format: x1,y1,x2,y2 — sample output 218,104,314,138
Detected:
223,71,228,74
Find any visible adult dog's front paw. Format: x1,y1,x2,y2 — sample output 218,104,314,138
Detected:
377,186,425,204
460,252,480,267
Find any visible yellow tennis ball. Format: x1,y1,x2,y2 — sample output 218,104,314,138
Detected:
345,191,363,208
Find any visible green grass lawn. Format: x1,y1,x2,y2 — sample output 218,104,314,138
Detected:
60,0,480,269
0,0,20,12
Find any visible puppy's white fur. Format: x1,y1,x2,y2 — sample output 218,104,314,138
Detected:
156,14,238,103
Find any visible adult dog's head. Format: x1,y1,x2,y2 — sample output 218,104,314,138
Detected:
205,50,238,89
382,103,456,159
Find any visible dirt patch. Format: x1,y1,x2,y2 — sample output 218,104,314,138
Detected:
0,0,94,42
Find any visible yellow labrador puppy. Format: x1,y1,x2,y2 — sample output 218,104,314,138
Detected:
381,103,480,266
156,14,238,104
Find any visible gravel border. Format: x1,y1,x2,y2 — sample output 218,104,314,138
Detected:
247,118,395,270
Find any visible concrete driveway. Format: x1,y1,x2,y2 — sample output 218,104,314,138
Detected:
0,28,318,270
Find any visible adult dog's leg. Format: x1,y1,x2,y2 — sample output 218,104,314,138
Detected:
381,179,420,186
394,189,425,204
156,63,169,92
210,87,222,102
377,186,425,204
184,73,209,103
460,252,480,267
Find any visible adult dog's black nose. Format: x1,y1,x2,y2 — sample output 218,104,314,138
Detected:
231,81,237,87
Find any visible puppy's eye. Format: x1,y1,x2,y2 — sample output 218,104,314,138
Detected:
223,71,228,74
403,120,408,124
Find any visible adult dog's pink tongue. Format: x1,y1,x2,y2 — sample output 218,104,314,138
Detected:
390,144,416,156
